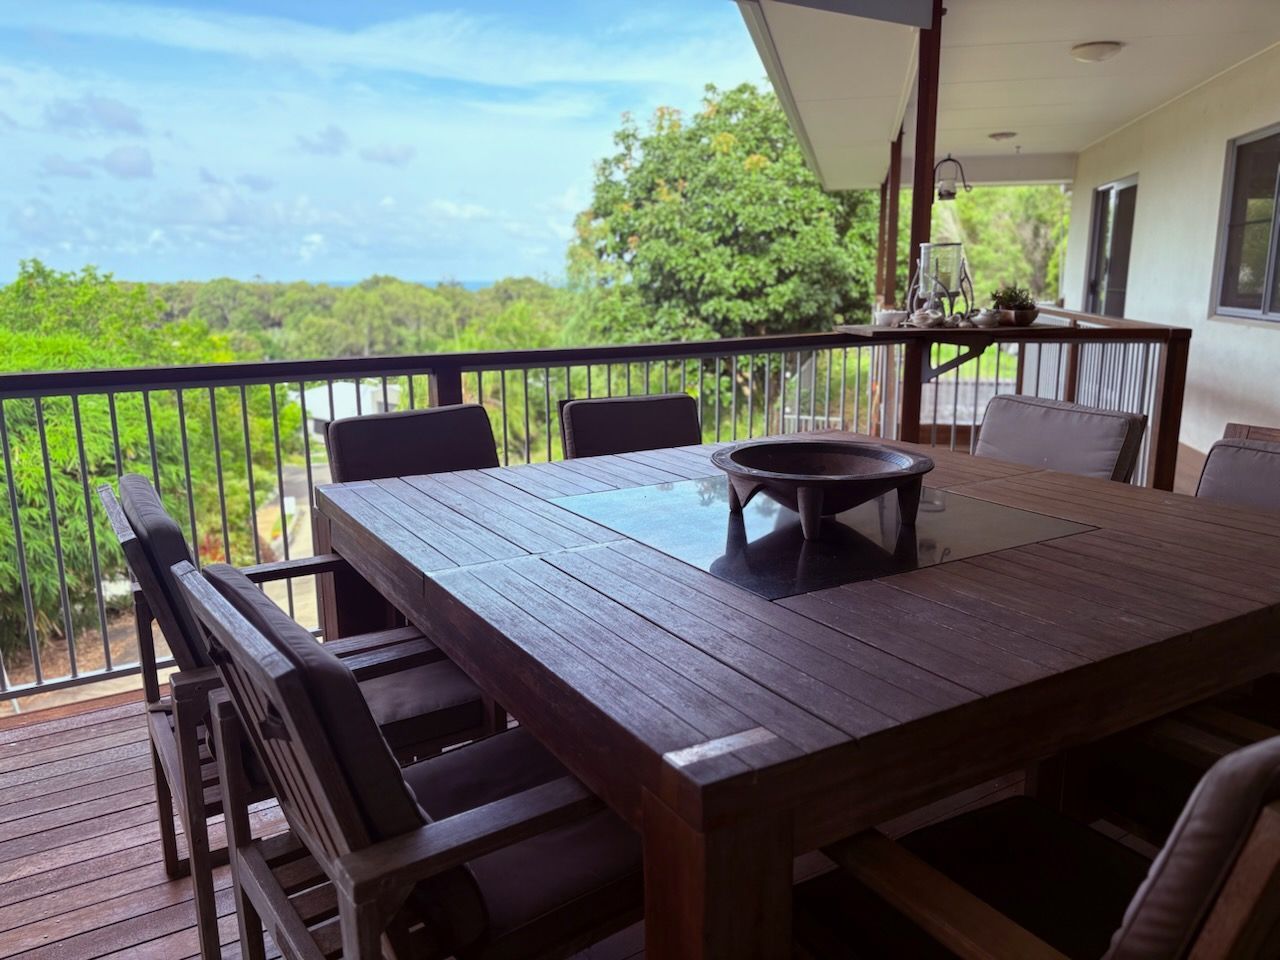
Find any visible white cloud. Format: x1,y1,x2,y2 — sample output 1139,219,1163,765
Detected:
298,232,325,263
359,143,415,167
96,145,153,179
295,124,348,156
430,199,491,222
41,154,94,179
45,93,146,135
236,173,275,192
0,3,760,90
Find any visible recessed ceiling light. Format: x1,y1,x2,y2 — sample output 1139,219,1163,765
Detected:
1071,41,1125,63
988,131,1017,141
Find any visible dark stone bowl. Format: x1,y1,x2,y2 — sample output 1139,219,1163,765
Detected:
711,439,935,540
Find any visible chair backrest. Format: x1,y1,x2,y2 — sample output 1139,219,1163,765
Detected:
560,393,702,459
1196,426,1280,512
325,404,499,482
199,563,428,848
1106,735,1280,959
175,561,428,865
975,395,1147,482
99,475,209,671
1223,422,1280,444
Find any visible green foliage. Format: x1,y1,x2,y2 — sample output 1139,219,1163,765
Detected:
0,262,298,657
569,83,878,343
989,284,1036,310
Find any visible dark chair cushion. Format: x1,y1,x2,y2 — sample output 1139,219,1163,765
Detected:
360,659,485,750
1107,736,1280,960
404,728,642,953
118,474,208,671
974,395,1147,482
561,394,701,459
325,404,499,483
202,563,425,841
1195,438,1280,512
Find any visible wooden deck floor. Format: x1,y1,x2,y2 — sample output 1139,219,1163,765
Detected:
0,692,1028,959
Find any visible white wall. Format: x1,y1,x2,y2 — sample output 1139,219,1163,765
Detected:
1062,44,1280,454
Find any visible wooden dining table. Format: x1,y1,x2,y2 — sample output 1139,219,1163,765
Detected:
314,432,1280,959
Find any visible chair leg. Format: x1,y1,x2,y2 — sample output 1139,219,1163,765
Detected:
151,741,185,879
484,696,509,735
212,698,268,960
338,894,386,959
174,689,222,960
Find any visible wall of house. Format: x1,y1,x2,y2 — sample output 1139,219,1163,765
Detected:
1062,43,1280,454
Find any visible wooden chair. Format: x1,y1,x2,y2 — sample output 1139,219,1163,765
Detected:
1194,422,1280,513
324,403,500,483
974,395,1147,482
99,476,489,960
795,734,1280,959
320,402,502,641
559,393,701,459
178,560,643,960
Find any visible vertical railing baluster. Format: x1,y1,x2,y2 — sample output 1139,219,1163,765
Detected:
500,370,510,466
299,381,315,508
839,348,848,430
544,367,552,464
0,400,41,684
239,385,261,565
175,390,199,555
606,363,613,398
354,378,363,416
522,369,531,465
35,398,77,676
586,364,592,398
71,397,112,673
788,350,798,432
823,348,832,429
269,384,294,616
970,362,981,454
808,350,818,432
381,376,390,411
407,374,416,409
930,343,940,447
714,357,722,442
681,358,688,394
663,361,670,394
763,354,772,435
142,391,161,492
730,355,738,440
209,388,232,564
853,348,862,433
746,354,755,439
107,393,123,475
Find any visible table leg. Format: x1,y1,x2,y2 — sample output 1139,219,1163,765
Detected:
642,790,793,959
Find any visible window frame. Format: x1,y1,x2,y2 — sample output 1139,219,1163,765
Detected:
1083,174,1139,317
1212,121,1280,322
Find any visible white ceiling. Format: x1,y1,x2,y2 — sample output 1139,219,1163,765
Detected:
738,0,1280,189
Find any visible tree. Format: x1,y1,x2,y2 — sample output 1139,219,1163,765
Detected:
0,262,296,660
569,83,878,344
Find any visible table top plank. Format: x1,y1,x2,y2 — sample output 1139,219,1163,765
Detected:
411,471,616,552
478,461,610,498
372,477,528,564
612,540,977,716
321,483,455,572
545,547,863,747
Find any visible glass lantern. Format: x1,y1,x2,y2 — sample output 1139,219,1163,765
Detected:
909,241,975,317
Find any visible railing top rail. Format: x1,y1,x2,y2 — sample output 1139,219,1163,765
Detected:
839,310,1189,345
0,331,862,400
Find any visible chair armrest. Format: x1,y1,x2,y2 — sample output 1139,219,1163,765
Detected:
824,831,1069,960
334,776,601,904
240,553,348,584
347,639,444,681
169,666,222,703
1136,717,1241,770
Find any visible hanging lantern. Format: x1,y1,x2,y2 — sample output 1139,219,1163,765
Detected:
933,154,971,202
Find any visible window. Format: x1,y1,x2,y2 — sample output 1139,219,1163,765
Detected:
1217,126,1280,319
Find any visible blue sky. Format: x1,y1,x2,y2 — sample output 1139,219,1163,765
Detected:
0,1,763,283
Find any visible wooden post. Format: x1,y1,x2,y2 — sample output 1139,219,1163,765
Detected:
1149,332,1191,491
885,129,903,308
876,178,888,301
908,0,944,284
899,340,925,444
428,366,464,407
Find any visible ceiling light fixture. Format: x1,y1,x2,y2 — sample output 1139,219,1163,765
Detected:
988,131,1017,141
1071,41,1125,63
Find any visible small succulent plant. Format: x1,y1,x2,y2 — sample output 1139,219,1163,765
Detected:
990,285,1036,311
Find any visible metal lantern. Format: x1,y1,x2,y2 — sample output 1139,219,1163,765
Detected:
907,241,975,318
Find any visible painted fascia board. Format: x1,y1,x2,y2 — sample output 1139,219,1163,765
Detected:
769,0,934,29
737,0,828,184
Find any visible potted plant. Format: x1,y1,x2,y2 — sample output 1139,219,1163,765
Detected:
989,285,1039,326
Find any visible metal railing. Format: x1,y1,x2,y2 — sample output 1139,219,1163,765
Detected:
0,315,1188,705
